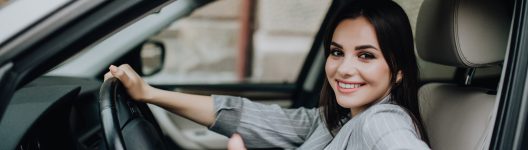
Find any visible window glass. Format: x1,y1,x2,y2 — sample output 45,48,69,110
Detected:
145,0,331,84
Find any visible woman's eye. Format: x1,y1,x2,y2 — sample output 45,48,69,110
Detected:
358,53,375,59
330,49,344,56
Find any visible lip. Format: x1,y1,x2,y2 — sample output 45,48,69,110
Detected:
335,80,365,93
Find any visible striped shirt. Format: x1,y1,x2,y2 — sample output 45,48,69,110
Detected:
209,95,430,150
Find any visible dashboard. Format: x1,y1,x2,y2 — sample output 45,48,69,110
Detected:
0,76,104,150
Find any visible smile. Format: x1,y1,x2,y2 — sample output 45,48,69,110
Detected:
338,82,362,89
336,80,365,93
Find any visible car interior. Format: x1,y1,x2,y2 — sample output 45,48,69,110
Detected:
139,0,516,149
0,0,520,149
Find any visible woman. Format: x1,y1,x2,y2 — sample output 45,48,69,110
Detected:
105,0,430,149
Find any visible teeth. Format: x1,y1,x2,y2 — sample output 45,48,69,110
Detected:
338,82,362,89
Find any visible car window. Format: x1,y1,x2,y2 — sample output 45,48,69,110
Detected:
144,0,331,85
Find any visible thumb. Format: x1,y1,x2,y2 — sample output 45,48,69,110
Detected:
228,133,247,150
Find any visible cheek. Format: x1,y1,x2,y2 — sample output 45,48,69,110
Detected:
325,58,337,77
364,63,391,84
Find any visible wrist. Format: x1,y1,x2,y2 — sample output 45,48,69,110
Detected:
141,85,157,103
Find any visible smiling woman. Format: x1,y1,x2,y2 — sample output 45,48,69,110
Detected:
104,0,430,149
318,0,429,148
325,17,394,116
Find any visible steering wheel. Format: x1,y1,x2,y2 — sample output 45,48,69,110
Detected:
99,78,166,150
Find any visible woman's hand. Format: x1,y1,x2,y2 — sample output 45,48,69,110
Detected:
104,64,154,103
104,64,216,127
228,134,247,150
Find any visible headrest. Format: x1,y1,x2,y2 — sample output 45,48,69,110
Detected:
416,0,513,68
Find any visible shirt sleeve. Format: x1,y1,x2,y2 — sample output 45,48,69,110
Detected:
208,95,320,148
359,105,430,150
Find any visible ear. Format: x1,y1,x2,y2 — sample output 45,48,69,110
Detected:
396,70,403,83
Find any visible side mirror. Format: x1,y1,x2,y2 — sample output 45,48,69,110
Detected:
140,40,165,76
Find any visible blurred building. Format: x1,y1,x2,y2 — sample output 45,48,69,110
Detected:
149,0,330,84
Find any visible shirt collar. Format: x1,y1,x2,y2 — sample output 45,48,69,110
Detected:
375,94,392,105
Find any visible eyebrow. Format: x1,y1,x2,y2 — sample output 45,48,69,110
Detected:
331,42,379,51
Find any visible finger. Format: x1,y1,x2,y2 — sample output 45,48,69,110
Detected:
121,64,134,71
104,72,113,81
110,65,130,86
118,64,139,84
227,134,246,150
120,64,141,78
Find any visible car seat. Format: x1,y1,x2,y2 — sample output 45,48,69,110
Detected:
415,0,513,149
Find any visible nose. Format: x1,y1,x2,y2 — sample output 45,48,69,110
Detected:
336,57,358,78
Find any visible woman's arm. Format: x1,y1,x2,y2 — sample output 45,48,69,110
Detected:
104,64,216,126
211,95,320,148
105,64,320,148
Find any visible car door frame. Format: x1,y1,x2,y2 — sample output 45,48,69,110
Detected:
490,0,528,149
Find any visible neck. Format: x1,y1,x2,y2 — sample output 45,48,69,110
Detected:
350,108,364,117
349,94,391,117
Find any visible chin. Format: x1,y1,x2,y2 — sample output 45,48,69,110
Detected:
335,97,363,109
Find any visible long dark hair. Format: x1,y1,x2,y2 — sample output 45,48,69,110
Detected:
319,0,430,145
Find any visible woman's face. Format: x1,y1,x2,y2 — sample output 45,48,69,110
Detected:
325,17,399,116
